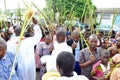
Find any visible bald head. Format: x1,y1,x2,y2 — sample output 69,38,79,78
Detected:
89,34,98,40
72,30,80,37
72,30,80,42
56,29,66,43
89,34,98,49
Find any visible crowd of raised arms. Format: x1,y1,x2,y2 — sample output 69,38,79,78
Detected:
0,17,120,80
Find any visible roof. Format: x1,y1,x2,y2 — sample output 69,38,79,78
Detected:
96,8,120,13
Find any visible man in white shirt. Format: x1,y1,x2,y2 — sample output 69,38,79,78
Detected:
32,17,42,42
7,24,42,80
56,51,88,80
47,29,72,71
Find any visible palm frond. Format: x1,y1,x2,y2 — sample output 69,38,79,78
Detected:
9,7,34,80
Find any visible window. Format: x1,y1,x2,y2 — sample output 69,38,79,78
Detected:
102,14,111,19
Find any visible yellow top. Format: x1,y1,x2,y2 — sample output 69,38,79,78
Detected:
42,71,60,80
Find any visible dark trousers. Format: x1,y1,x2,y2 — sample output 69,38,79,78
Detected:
74,61,81,75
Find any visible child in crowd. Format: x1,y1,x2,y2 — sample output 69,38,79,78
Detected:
101,37,111,49
91,49,114,80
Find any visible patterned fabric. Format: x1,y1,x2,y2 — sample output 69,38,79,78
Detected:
110,65,120,80
91,61,104,77
36,42,53,56
0,51,18,80
91,60,114,78
35,42,53,69
79,47,101,79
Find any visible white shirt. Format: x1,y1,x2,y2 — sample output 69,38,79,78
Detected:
7,37,36,80
33,24,42,43
7,25,42,80
100,62,110,76
9,26,14,33
57,72,88,80
75,41,80,62
47,42,72,71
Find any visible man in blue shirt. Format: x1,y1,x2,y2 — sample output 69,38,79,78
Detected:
0,37,18,80
67,30,84,75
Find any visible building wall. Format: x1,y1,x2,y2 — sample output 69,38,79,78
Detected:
97,12,120,27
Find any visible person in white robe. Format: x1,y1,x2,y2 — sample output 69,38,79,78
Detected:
46,29,72,72
7,22,42,80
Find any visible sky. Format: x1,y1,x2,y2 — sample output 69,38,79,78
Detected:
92,0,120,8
0,0,120,10
0,0,46,10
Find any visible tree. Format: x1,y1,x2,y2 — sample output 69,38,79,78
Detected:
45,0,96,24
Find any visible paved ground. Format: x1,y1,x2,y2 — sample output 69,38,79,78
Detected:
36,70,40,80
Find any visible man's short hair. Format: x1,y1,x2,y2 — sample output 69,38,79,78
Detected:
56,29,66,38
56,51,75,74
14,25,22,36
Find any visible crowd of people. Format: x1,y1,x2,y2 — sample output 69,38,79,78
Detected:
0,17,120,80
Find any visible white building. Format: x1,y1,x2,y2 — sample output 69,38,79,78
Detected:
96,8,120,27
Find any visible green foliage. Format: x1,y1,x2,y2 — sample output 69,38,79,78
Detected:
45,0,96,24
52,0,85,17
